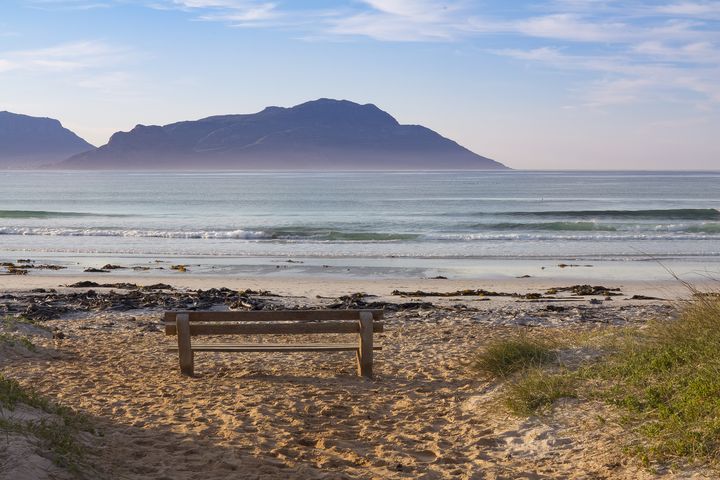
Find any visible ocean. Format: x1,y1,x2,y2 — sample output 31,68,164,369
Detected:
1,170,718,280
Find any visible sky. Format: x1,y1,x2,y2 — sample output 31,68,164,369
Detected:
1,0,719,169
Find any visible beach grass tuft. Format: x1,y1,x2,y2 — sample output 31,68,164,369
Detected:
0,332,37,351
505,367,577,415
473,335,557,378
0,374,95,474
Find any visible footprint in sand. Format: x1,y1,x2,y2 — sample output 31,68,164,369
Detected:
411,449,439,463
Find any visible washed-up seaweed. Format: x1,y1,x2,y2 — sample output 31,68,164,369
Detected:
545,285,622,296
0,287,283,321
327,293,434,311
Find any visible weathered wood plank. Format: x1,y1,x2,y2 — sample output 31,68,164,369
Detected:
165,320,384,336
357,311,374,379
176,313,194,376
164,309,383,324
166,343,382,352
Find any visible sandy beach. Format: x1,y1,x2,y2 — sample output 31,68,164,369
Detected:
2,268,717,479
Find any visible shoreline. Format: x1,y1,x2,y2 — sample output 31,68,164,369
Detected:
2,251,719,287
0,271,713,300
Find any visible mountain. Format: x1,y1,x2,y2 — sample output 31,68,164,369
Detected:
58,99,507,170
0,111,94,168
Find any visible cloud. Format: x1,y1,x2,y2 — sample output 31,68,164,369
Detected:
0,41,127,73
512,13,631,42
655,1,720,17
0,40,139,93
631,40,720,63
327,0,470,41
579,78,658,108
361,0,454,18
156,0,462,36
198,3,276,22
329,13,455,42
25,0,115,10
149,0,282,26
494,43,720,108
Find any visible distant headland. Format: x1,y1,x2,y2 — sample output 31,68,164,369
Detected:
0,111,95,168
1,99,508,170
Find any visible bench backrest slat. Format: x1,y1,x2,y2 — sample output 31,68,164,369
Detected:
164,309,384,336
164,309,383,323
173,321,383,336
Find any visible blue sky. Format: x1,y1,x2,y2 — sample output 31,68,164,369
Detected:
1,0,719,169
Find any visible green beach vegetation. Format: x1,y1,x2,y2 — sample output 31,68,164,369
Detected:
472,335,557,378
475,291,720,467
1,316,96,475
0,373,95,474
0,331,36,351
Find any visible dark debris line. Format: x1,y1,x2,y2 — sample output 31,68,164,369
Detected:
392,284,624,299
0,287,440,322
1,287,276,321
0,283,661,323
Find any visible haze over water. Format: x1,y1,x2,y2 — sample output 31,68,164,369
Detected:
1,171,718,278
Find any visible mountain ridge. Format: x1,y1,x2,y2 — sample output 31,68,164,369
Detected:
0,111,94,168
59,99,507,170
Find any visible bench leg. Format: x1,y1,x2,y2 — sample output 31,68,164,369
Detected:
357,311,373,379
176,313,194,376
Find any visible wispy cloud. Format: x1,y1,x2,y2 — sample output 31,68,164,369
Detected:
25,0,116,10
511,13,631,42
0,41,126,73
328,1,472,41
0,40,139,94
495,43,720,108
148,0,283,27
458,2,720,109
655,1,720,17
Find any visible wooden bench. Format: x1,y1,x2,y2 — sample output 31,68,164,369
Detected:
164,309,384,378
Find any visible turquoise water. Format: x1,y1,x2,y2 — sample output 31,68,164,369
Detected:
0,171,719,264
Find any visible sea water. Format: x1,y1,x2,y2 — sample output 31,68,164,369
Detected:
1,170,718,279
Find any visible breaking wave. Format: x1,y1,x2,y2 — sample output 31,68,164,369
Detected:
492,208,720,220
0,226,718,242
0,210,123,219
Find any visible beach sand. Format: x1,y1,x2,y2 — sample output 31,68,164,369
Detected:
1,272,716,479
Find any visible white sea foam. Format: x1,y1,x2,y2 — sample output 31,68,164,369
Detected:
1,226,719,242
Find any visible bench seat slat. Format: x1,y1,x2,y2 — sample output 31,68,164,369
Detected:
166,343,382,353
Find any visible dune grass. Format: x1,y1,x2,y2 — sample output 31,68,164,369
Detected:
0,332,36,351
1,315,93,472
504,367,576,415
0,373,94,473
472,335,557,378
0,315,45,351
583,292,720,465
472,334,575,414
485,290,720,467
